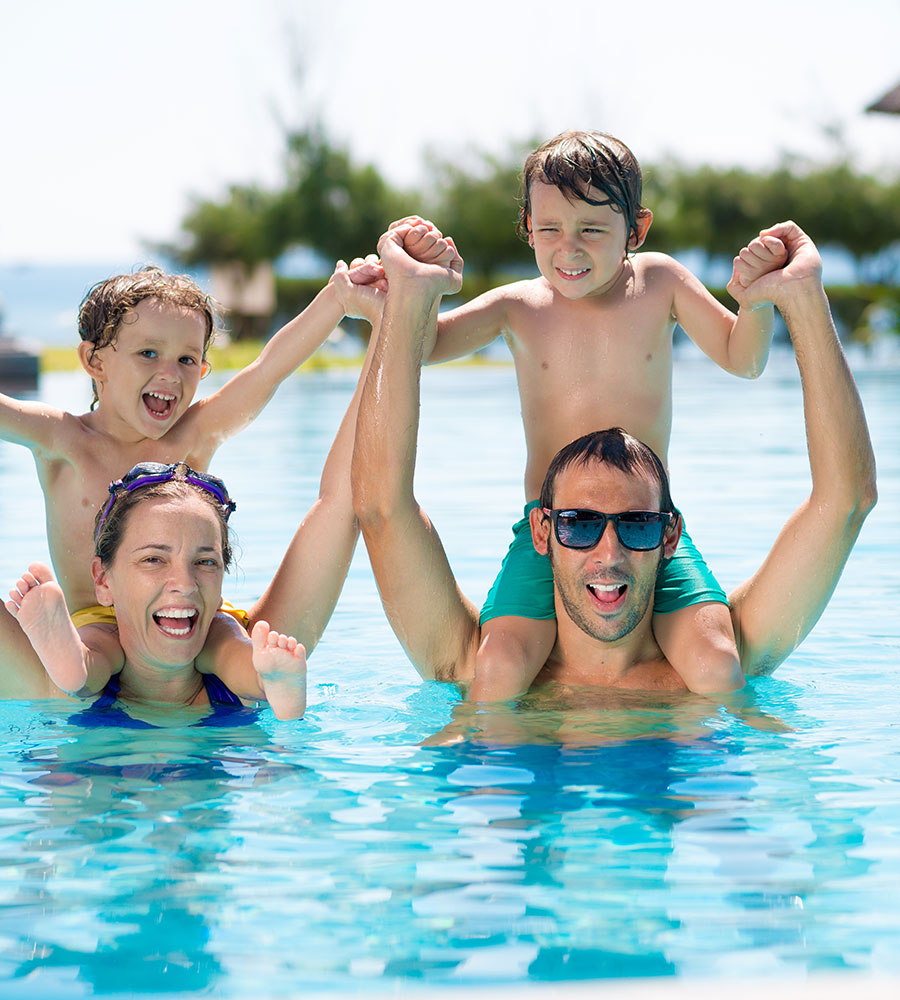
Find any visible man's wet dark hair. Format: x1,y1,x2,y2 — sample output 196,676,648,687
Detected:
519,130,647,246
539,427,675,515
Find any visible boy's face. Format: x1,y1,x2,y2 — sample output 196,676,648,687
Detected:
528,181,642,300
86,299,209,440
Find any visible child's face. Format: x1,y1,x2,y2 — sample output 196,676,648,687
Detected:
528,181,635,300
90,299,209,440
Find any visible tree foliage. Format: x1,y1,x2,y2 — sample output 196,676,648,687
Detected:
424,146,534,278
268,127,410,264
171,128,900,288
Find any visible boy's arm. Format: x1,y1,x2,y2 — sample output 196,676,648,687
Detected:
425,288,511,364
184,265,378,457
384,214,508,364
0,394,68,456
669,234,787,378
728,223,876,674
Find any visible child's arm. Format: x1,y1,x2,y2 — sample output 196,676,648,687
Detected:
6,563,124,697
0,395,69,456
382,215,507,364
425,288,510,364
183,262,375,459
669,234,788,378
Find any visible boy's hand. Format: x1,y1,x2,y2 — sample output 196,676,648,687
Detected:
728,222,823,312
388,217,461,267
727,234,788,310
377,225,463,295
331,257,387,324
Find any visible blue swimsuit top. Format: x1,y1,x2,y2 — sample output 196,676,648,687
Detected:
70,673,251,729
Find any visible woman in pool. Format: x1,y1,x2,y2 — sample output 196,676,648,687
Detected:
3,260,386,720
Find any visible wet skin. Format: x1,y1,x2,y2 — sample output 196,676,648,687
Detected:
92,494,226,702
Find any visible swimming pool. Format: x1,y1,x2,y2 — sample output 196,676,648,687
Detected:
1,349,899,997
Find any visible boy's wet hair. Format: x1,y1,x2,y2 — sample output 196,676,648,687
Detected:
93,475,234,571
539,427,675,516
519,130,646,246
78,265,220,408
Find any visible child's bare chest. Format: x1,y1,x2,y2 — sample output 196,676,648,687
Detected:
40,429,201,606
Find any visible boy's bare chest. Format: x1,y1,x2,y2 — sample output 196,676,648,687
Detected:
40,428,202,605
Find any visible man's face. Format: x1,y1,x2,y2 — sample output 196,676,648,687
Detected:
533,461,675,644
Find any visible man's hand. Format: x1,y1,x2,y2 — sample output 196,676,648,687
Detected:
377,222,464,296
733,221,824,312
727,233,788,310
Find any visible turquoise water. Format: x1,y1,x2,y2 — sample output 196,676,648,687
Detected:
0,351,899,996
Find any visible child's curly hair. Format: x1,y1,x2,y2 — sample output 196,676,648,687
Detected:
78,265,220,408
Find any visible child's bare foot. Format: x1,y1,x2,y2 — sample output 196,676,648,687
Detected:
250,619,307,720
6,563,89,695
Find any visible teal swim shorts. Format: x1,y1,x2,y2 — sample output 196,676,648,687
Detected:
479,500,727,625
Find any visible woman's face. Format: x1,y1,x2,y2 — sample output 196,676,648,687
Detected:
91,494,225,672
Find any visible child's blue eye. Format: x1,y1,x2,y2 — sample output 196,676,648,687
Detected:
180,356,197,366
139,349,157,359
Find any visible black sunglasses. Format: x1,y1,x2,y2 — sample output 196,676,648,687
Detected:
95,462,236,540
542,508,671,552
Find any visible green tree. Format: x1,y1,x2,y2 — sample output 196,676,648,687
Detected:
269,127,409,263
175,185,279,269
426,145,534,278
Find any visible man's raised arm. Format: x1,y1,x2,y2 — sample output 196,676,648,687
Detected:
728,222,877,674
351,226,481,683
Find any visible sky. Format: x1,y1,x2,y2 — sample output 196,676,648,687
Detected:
1,0,899,265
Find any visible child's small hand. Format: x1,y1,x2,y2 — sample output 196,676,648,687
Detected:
727,234,788,309
388,217,459,267
331,257,387,324
377,226,464,295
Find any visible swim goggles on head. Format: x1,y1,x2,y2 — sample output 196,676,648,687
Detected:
542,508,671,552
95,462,236,540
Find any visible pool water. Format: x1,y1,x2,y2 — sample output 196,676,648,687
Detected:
0,350,898,997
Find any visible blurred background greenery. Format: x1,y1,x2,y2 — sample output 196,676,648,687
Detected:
160,122,900,348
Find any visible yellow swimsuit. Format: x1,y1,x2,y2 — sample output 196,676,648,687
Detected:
71,601,250,631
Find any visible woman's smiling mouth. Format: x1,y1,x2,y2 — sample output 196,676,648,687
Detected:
153,608,198,637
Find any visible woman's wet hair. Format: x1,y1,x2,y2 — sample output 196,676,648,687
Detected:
539,427,675,515
78,265,220,409
93,475,234,570
519,130,647,246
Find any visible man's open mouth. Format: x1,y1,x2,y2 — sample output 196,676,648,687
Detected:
143,391,176,420
587,582,627,606
153,609,198,637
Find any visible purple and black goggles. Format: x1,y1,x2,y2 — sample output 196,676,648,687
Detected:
95,462,236,540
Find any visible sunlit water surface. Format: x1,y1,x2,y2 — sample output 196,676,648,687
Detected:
0,350,898,997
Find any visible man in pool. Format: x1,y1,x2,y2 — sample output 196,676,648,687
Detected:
349,221,876,694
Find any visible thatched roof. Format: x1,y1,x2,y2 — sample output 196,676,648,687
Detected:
867,81,900,114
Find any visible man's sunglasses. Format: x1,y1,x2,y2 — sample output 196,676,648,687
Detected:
542,508,671,551
95,462,236,539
